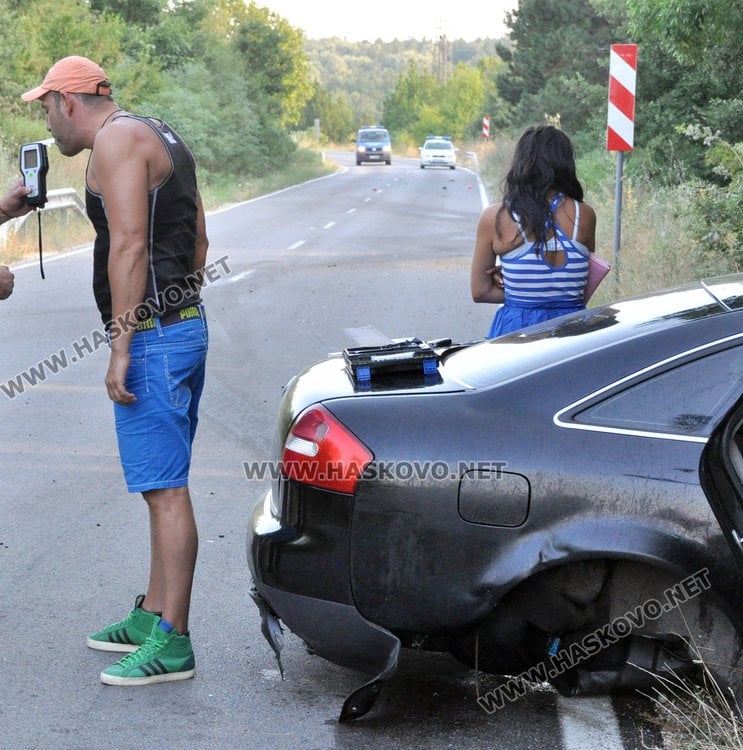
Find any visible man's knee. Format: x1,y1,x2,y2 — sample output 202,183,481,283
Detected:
143,485,190,508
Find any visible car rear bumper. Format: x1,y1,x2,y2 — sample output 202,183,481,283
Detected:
247,486,401,719
250,580,400,719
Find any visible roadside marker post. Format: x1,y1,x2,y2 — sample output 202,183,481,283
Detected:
606,44,638,289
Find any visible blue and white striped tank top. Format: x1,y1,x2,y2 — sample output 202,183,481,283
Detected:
500,193,589,308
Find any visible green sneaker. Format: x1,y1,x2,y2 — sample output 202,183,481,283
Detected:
86,595,161,653
100,625,196,686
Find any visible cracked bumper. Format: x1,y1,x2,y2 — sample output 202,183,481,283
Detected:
247,487,400,719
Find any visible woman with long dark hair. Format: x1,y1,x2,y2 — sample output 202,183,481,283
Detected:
471,124,596,337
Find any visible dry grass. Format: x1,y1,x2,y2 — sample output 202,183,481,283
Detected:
594,177,735,300
642,660,743,750
2,211,94,264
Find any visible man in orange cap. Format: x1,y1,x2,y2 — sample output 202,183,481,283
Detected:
23,56,209,686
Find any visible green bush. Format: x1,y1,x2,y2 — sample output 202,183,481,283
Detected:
680,126,743,272
140,61,296,179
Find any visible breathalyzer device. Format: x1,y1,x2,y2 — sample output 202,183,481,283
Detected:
19,142,49,208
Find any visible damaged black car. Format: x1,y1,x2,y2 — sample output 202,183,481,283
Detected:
247,275,743,721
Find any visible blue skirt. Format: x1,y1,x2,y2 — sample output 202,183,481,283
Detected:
487,302,585,338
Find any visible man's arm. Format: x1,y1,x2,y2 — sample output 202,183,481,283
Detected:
90,126,150,405
194,190,208,274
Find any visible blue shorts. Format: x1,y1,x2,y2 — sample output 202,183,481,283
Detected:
114,311,208,493
487,301,585,338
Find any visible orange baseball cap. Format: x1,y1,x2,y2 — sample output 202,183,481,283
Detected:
21,56,112,102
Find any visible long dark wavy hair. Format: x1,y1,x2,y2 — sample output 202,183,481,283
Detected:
496,125,584,248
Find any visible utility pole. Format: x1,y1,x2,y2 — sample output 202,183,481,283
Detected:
434,34,451,84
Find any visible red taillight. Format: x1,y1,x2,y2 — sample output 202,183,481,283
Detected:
281,405,373,494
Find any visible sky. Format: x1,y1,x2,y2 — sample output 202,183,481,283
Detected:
256,0,519,42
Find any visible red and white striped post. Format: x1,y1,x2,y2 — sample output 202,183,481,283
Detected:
606,44,638,286
482,115,490,140
607,44,637,151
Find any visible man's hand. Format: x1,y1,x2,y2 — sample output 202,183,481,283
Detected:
0,180,33,221
0,265,14,300
105,349,137,405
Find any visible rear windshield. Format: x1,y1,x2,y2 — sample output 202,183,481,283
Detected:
445,285,732,389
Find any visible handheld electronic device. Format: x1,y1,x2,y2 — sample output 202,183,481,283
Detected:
19,142,49,208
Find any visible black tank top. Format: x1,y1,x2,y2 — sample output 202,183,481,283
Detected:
86,115,201,327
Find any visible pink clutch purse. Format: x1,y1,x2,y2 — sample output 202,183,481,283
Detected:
584,253,611,303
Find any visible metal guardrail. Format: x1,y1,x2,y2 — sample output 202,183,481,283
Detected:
45,187,86,213
0,188,86,245
465,151,480,170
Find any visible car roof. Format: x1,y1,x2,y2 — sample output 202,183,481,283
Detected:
445,275,743,388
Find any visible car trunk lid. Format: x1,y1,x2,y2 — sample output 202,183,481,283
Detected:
276,340,473,447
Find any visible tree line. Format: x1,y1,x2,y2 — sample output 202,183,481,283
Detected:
2,0,739,180
0,0,311,179
0,0,739,263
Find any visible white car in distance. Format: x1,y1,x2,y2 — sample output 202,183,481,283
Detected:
419,136,456,169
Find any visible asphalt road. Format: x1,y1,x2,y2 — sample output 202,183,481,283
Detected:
0,152,663,749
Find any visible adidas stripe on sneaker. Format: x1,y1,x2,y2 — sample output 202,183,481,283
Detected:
100,626,195,686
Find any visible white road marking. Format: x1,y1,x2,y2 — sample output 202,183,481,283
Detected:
343,325,391,346
208,270,254,287
12,242,91,270
323,222,335,229
287,240,305,250
557,695,624,750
